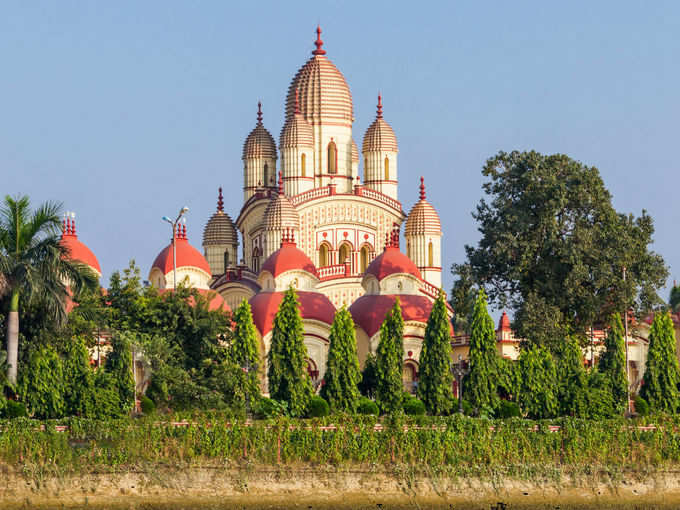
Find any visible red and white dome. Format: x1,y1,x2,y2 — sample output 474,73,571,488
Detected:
60,217,102,277
405,177,441,236
243,102,277,161
151,225,211,276
260,233,317,278
365,244,421,282
249,290,336,336
349,294,444,338
284,27,353,127
362,95,398,153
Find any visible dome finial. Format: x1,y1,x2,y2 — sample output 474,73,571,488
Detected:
419,176,426,201
294,88,301,115
312,25,326,56
377,93,383,119
217,187,224,212
257,101,263,125
278,170,284,194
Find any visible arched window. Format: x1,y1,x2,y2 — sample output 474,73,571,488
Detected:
364,157,368,174
301,153,306,177
319,243,329,267
263,163,269,187
384,157,389,180
402,362,418,394
223,250,230,270
327,142,337,174
428,241,434,267
338,243,351,264
360,246,369,273
407,241,411,259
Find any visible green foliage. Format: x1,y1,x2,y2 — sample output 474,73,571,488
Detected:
61,336,96,417
599,313,628,413
92,370,124,419
583,370,615,419
417,292,454,415
670,284,680,313
356,397,379,415
464,151,667,348
358,353,378,398
634,395,650,416
3,400,26,418
464,289,499,413
18,345,65,419
451,397,474,416
496,400,521,419
267,287,313,417
231,299,262,408
374,299,405,414
307,395,330,418
556,336,588,417
496,356,518,399
104,332,135,413
139,395,155,415
254,397,288,419
403,397,426,416
640,312,680,413
517,346,558,419
321,307,361,413
449,263,476,335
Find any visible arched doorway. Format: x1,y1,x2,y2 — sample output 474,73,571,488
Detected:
327,141,337,174
360,245,370,273
338,242,351,264
319,243,330,267
402,361,418,395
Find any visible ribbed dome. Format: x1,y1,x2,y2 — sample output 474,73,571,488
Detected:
405,178,442,236
284,27,353,127
203,188,238,246
243,102,277,161
362,95,398,153
152,226,211,275
280,91,314,148
264,179,300,231
351,138,359,163
261,237,317,278
365,246,422,282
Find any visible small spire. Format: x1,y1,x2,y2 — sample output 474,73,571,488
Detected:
376,93,383,119
290,229,295,244
312,25,326,56
66,217,73,236
217,187,224,212
419,176,426,201
256,101,263,125
391,222,400,249
71,217,77,237
384,232,390,250
278,171,284,194
61,217,67,237
294,88,301,115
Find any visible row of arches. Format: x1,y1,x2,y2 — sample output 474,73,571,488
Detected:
280,146,392,179
406,241,435,267
319,242,372,273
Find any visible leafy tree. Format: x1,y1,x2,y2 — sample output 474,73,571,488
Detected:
670,283,680,313
18,345,65,418
358,352,378,398
267,287,313,417
104,332,136,413
640,312,680,413
463,151,667,349
417,292,454,415
496,357,518,400
583,370,615,419
464,289,499,414
599,313,628,413
62,336,96,416
375,299,405,414
449,263,476,335
517,346,558,419
231,299,262,408
321,306,361,413
0,195,97,384
556,336,587,416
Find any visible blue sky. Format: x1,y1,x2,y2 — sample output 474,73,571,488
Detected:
2,1,678,310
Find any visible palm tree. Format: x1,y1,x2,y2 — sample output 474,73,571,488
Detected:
0,195,98,384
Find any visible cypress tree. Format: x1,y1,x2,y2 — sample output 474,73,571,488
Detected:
417,292,454,415
464,289,499,414
105,332,136,413
231,299,262,407
599,313,628,413
18,345,65,419
267,286,314,417
640,312,680,413
556,336,587,416
321,306,361,413
518,346,558,419
62,336,96,417
375,298,405,414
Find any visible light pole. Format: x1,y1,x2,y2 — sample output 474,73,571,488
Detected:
623,266,631,416
451,354,470,414
162,206,189,290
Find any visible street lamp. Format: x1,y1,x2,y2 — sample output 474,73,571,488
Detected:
623,266,631,416
451,354,470,414
162,206,189,291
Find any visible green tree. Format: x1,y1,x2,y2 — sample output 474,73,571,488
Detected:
321,306,361,413
463,151,667,350
640,312,680,413
358,352,378,398
231,299,262,409
670,283,680,313
105,332,136,413
375,299,405,414
62,336,96,416
464,289,499,414
18,345,65,418
0,195,97,384
417,292,454,415
517,346,558,419
449,263,476,335
556,336,587,416
267,287,313,417
599,313,628,413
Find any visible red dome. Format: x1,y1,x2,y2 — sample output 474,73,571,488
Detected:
365,246,421,282
60,224,102,276
158,288,230,313
152,233,211,275
249,291,336,335
349,294,452,338
261,240,317,278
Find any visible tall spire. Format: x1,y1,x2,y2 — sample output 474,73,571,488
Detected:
217,187,224,212
376,93,383,119
256,101,263,125
419,176,426,201
312,25,326,56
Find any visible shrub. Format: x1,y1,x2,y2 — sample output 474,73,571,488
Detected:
307,395,330,418
140,395,155,415
634,395,650,416
450,398,474,415
254,397,288,419
4,400,27,418
357,397,379,415
496,399,521,419
403,398,426,416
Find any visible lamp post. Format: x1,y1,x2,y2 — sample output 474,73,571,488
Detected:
162,206,189,290
451,354,470,414
623,266,631,416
